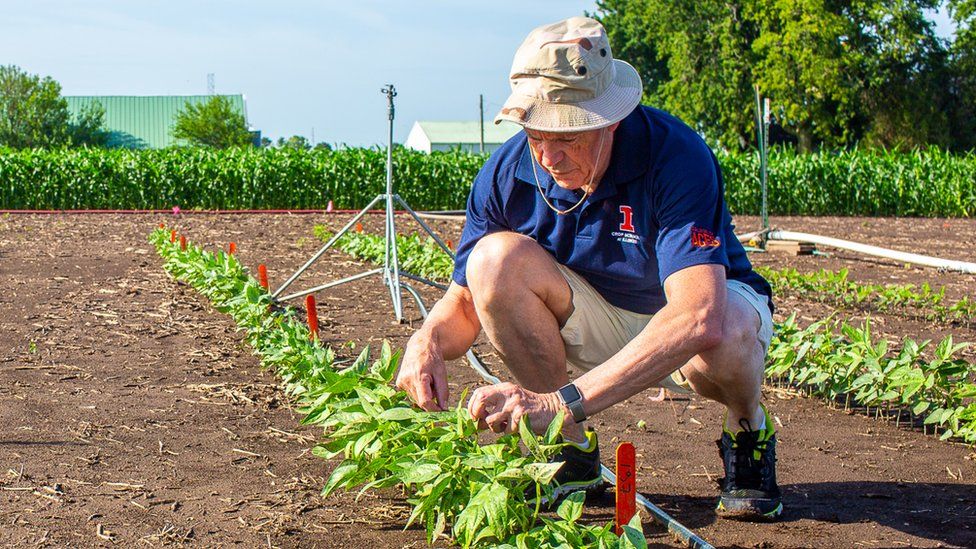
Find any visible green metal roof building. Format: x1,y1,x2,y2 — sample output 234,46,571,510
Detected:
404,121,522,154
64,95,251,149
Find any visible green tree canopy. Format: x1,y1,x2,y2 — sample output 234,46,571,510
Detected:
277,135,311,150
0,65,70,148
947,0,976,149
68,101,109,147
596,0,967,152
172,96,252,149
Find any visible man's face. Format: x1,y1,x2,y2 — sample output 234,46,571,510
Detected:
524,123,617,190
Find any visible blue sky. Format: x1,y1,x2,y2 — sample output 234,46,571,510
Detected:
3,1,957,147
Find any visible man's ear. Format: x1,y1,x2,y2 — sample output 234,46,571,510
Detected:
607,122,621,134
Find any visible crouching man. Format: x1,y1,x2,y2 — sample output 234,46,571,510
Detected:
396,16,781,520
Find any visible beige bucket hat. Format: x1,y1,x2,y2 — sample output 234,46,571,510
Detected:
495,16,643,132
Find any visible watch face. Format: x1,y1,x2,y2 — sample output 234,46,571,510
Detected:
559,384,582,403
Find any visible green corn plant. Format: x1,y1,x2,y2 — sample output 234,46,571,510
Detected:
3,146,975,215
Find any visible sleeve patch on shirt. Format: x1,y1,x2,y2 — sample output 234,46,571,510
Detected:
691,227,721,248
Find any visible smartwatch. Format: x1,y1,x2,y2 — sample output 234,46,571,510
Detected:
556,383,587,423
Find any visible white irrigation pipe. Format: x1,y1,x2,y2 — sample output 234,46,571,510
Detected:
736,230,765,244
766,230,976,274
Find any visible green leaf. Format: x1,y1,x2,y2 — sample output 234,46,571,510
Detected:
519,416,542,457
399,461,441,484
463,454,501,470
522,462,564,485
378,407,418,421
555,490,585,522
619,515,648,549
913,401,931,415
321,461,359,497
483,482,509,539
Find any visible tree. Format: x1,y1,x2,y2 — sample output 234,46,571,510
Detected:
597,0,762,150
595,0,957,152
171,95,252,148
0,65,70,148
68,101,109,147
947,0,976,149
276,135,311,150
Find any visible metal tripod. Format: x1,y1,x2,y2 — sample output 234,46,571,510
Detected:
272,84,453,321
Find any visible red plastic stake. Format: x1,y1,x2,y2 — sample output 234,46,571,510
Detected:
446,239,454,250
228,242,236,255
159,222,165,229
355,222,363,233
170,229,177,243
179,235,187,251
615,442,637,535
258,264,269,290
305,295,319,341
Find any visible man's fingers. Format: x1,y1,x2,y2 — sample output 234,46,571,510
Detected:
468,389,505,422
485,411,510,433
415,373,439,411
466,388,484,419
434,373,449,411
509,409,525,433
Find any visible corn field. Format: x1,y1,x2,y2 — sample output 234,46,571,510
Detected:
1,147,974,216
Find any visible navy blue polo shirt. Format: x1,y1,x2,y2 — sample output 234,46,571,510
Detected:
451,105,772,316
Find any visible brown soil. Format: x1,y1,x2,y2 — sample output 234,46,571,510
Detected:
1,212,974,549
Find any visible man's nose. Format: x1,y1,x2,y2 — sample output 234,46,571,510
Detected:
538,143,564,170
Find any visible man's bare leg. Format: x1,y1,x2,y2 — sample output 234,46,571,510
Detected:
677,290,767,430
465,232,585,440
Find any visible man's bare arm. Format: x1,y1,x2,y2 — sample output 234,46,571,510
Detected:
396,282,481,411
572,264,727,416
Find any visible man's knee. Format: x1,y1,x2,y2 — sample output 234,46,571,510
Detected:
469,231,532,272
467,232,542,296
688,295,765,382
466,232,572,322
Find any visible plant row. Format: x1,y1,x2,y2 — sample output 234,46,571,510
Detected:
319,229,976,444
2,147,480,211
768,315,976,443
149,228,649,548
3,146,975,216
314,226,454,283
757,266,976,325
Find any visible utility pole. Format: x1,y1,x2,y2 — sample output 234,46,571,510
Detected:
479,94,485,154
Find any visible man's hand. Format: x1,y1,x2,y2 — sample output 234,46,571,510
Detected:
466,382,563,435
396,282,482,412
396,335,449,411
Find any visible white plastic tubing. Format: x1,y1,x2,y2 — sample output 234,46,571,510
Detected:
758,229,976,274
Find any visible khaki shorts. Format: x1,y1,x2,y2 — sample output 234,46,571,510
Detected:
556,264,774,393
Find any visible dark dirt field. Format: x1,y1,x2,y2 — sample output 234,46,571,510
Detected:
1,212,974,548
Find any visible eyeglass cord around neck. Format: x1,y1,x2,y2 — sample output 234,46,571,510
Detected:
530,130,606,216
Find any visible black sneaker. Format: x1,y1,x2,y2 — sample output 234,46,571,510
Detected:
715,405,783,521
530,429,606,506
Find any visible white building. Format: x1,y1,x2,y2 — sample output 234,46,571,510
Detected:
404,121,522,154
